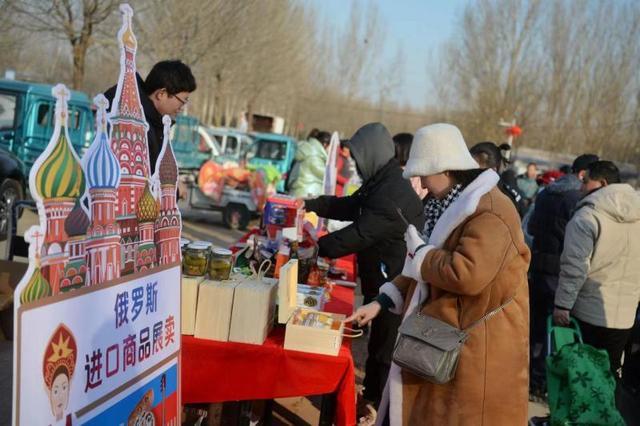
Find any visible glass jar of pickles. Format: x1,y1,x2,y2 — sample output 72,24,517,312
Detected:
180,238,191,258
182,242,211,276
209,248,233,280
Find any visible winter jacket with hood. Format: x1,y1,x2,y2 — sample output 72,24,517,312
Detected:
528,173,583,276
304,123,424,297
555,184,640,329
104,73,165,175
288,137,328,198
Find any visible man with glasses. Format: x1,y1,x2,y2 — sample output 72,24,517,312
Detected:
105,60,197,173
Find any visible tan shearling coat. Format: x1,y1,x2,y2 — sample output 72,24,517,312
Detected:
388,186,531,425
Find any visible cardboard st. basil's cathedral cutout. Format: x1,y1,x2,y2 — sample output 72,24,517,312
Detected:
13,4,182,425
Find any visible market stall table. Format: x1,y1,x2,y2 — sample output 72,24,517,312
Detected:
181,232,358,426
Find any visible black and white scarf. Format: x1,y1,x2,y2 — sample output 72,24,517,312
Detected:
422,184,463,240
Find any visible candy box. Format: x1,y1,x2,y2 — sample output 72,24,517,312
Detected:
278,260,345,356
284,308,345,356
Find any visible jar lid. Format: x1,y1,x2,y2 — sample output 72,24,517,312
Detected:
188,242,211,250
212,248,233,256
192,241,213,248
180,238,191,247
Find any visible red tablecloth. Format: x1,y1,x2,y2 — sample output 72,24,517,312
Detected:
181,231,358,425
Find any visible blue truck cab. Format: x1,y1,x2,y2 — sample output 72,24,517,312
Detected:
0,79,94,171
208,127,254,166
171,114,213,171
248,132,297,192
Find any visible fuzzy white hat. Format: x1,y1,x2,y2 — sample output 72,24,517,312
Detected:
403,123,479,179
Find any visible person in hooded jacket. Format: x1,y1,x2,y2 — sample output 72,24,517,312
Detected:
304,122,424,409
553,161,640,379
104,60,196,174
347,123,530,425
527,153,599,393
289,131,331,198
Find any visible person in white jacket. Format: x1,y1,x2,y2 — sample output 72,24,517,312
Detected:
554,160,640,377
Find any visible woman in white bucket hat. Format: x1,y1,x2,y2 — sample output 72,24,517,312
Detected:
347,123,531,425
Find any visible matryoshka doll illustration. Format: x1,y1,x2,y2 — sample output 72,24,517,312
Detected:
43,324,77,425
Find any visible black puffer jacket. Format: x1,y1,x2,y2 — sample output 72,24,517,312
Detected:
500,169,527,217
104,73,165,174
305,123,424,298
527,174,583,275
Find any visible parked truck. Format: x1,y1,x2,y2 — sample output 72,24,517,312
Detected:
0,79,94,170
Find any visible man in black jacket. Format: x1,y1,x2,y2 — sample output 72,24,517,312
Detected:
304,122,424,408
105,60,196,174
527,153,599,394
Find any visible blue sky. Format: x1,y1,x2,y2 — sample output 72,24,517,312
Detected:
305,0,468,108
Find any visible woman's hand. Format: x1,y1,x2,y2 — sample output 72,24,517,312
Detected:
401,225,431,282
345,302,382,327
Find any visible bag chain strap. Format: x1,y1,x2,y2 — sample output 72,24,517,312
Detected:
463,296,515,332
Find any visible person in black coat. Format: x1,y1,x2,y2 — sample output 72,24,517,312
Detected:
526,153,599,394
304,122,424,408
104,60,196,174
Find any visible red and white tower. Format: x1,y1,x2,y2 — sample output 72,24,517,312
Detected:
109,4,150,274
155,116,182,265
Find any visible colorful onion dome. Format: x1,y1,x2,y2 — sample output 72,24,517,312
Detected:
120,4,137,50
64,200,90,237
20,267,51,305
86,126,121,189
35,125,85,199
137,183,159,222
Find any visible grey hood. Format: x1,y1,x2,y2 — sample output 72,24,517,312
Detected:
578,183,640,223
346,122,395,182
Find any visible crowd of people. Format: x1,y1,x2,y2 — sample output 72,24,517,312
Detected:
296,122,640,425
111,59,639,424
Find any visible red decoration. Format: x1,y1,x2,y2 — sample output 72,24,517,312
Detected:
505,125,522,137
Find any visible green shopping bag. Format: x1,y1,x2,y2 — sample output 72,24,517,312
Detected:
546,318,625,425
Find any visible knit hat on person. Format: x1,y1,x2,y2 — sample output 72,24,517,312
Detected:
403,123,479,179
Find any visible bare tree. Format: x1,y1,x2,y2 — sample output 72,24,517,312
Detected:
433,0,640,166
6,0,120,89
